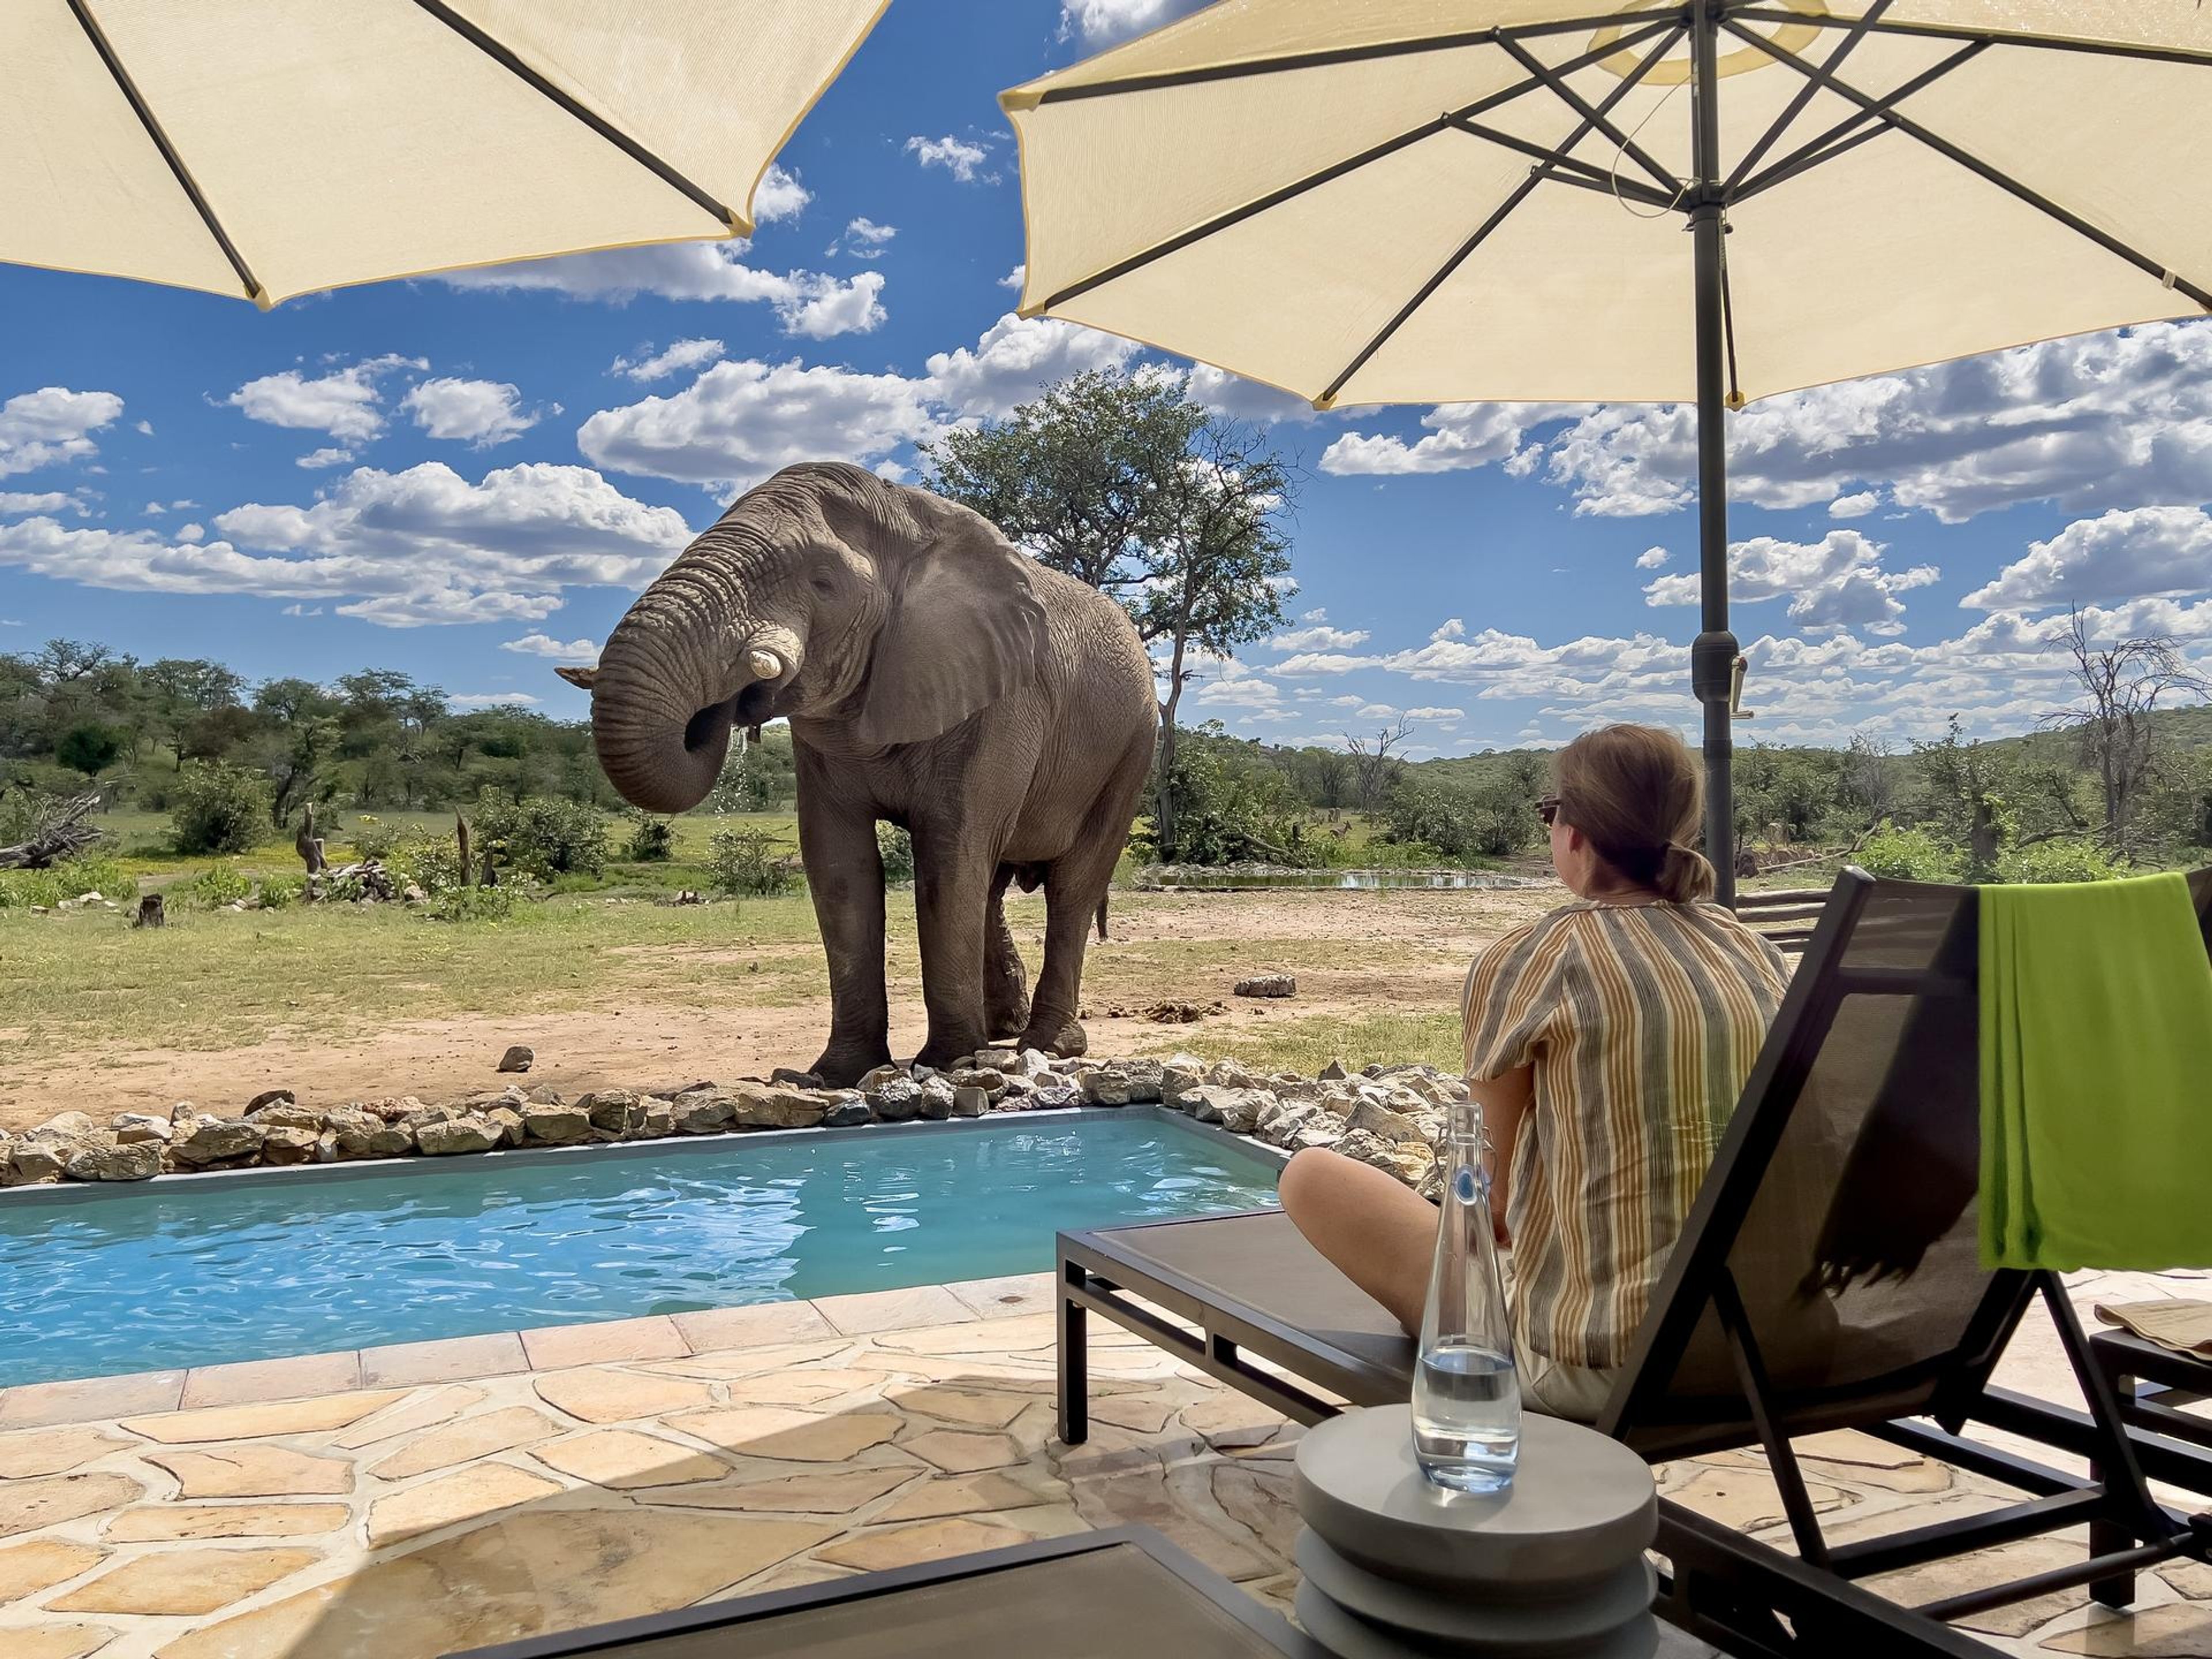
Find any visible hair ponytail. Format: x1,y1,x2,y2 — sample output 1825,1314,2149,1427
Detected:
1656,841,1715,904
1551,724,1713,903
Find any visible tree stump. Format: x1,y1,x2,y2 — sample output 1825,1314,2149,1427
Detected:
132,895,165,929
295,802,327,876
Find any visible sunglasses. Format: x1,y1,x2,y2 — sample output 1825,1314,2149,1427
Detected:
1537,796,1562,828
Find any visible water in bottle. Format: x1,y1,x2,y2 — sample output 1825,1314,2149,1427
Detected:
1411,1100,1520,1493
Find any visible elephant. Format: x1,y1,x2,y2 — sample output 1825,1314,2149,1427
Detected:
566,462,1158,1087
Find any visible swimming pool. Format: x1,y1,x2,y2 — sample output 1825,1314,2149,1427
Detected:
0,1113,1282,1389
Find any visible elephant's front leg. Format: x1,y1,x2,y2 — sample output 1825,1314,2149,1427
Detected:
796,763,891,1088
985,868,1031,1041
910,835,998,1071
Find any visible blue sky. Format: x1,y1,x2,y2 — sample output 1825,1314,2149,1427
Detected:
1,0,2207,758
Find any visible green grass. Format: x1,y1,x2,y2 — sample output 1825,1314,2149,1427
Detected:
0,891,828,1055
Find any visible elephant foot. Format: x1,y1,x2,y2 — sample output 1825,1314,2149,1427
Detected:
913,1033,987,1072
1017,1015,1086,1060
812,1040,893,1089
986,988,1032,1043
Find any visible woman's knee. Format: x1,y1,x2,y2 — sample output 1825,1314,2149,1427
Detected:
1277,1147,1344,1219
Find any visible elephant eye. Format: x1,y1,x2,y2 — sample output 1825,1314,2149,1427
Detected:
809,574,836,596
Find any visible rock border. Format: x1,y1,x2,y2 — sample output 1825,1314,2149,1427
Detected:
1,1053,1464,1200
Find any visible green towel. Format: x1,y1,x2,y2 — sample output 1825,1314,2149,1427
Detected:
1980,872,2212,1271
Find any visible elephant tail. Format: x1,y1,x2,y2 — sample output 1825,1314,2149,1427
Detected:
1095,896,1109,942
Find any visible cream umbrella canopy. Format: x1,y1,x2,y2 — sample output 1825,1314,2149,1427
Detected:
0,0,887,308
1002,0,2212,900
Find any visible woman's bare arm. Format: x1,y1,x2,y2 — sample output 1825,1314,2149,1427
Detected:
1468,1063,1533,1246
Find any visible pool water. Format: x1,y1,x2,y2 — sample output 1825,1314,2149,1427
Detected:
0,1116,1281,1389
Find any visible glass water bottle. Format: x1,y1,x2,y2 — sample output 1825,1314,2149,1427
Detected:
1411,1099,1521,1493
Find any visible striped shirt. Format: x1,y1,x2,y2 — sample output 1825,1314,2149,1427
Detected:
1462,900,1790,1371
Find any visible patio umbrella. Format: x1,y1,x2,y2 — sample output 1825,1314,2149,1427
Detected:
1001,1,2212,901
0,0,885,306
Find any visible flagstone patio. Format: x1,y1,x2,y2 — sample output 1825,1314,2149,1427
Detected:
0,1270,2205,1659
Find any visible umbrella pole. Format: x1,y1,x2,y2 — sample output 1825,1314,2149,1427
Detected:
1688,0,1739,906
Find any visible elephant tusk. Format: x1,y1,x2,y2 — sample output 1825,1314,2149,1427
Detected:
746,648,782,681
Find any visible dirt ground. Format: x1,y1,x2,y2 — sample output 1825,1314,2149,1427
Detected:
0,885,1562,1131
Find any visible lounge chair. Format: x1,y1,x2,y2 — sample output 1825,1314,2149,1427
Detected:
1058,868,2212,1658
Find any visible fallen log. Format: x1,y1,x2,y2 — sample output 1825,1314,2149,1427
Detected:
0,791,104,869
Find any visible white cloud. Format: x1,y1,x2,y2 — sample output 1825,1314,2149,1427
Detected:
1300,607,1327,623
1059,0,1208,44
1829,490,1881,519
999,264,1026,290
1268,624,1370,652
579,358,940,492
1184,364,1319,425
1963,505,2212,612
0,463,690,628
176,523,204,543
1545,323,2212,522
784,269,886,339
830,217,897,260
1320,402,1584,476
1430,618,1467,642
224,354,422,442
281,603,321,616
1404,706,1465,721
502,632,599,664
134,419,154,436
296,446,354,469
0,388,125,478
752,164,810,225
904,134,991,183
0,490,82,516
1634,546,1670,570
924,313,1138,421
1355,702,1399,719
611,339,727,382
1642,529,1938,637
449,691,541,708
433,245,886,338
400,378,547,448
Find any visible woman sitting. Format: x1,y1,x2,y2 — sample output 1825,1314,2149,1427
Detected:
1277,723,1790,1421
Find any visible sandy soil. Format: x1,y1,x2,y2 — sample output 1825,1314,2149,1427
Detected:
0,885,1561,1130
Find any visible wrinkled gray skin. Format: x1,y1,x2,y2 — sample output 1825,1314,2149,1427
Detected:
572,463,1157,1086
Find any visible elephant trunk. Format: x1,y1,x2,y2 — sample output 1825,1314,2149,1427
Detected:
588,567,801,815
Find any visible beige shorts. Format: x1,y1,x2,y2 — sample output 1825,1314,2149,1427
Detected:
1500,1256,1621,1422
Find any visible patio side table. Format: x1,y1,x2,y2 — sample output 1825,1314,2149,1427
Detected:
441,1525,1330,1659
1294,1405,1660,1658
2086,1326,2212,1608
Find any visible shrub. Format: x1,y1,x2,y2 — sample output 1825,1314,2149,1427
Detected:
258,872,305,908
1997,838,2123,885
1382,781,1531,863
350,815,402,861
0,869,63,909
708,824,800,896
877,821,915,884
1855,821,1963,882
171,762,271,855
186,864,253,907
389,832,464,896
623,813,676,863
429,884,517,922
55,855,132,902
474,789,607,881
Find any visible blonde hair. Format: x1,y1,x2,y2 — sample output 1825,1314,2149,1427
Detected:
1552,724,1715,904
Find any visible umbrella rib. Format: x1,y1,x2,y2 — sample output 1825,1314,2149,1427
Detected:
1446,118,1675,207
1034,19,1679,314
408,0,741,234
1721,0,1892,198
1492,35,1680,196
1733,9,2212,73
1727,21,2212,313
1316,25,1687,409
1023,9,1673,106
1732,43,1986,202
65,0,264,305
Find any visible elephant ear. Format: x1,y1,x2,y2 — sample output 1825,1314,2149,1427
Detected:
854,507,1048,749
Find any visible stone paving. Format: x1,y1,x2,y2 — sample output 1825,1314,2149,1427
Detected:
0,1271,2206,1659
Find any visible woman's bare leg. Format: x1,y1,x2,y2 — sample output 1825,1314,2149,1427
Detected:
1278,1148,1440,1335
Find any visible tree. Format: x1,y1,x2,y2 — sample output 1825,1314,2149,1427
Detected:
144,658,245,769
923,368,1299,861
1346,718,1415,815
56,722,124,777
919,368,1199,593
1840,731,1895,824
253,677,343,829
2041,608,2212,854
34,639,112,685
